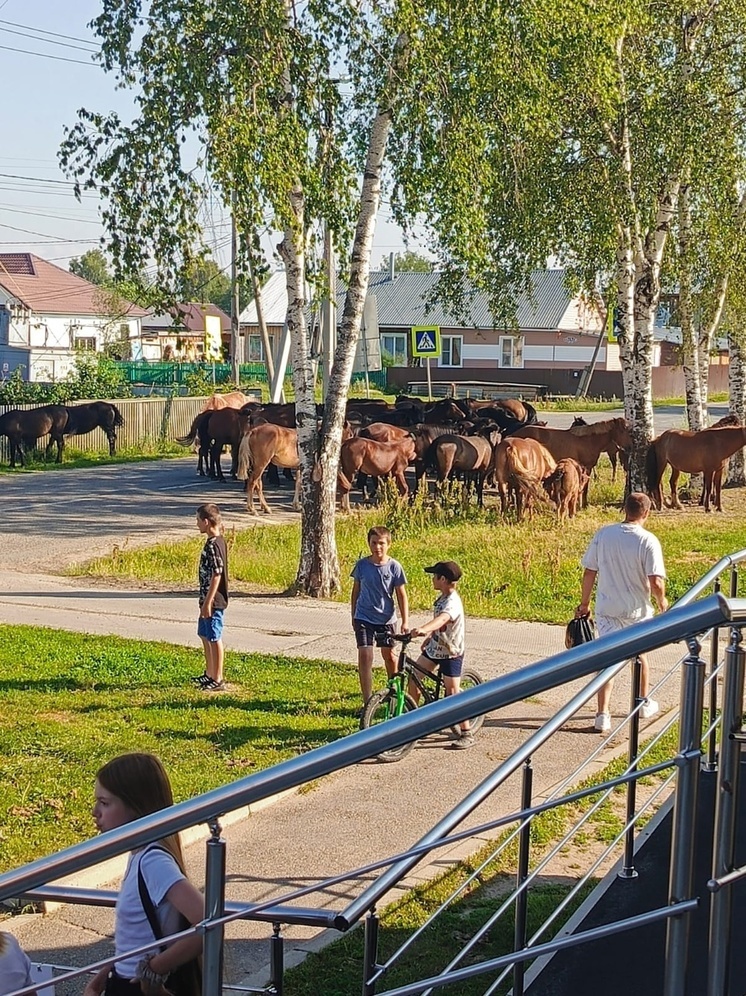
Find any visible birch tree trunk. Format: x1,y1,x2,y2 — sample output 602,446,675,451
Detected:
726,331,746,486
678,179,705,430
293,32,409,596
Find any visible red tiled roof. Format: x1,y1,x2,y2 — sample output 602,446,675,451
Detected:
0,253,148,318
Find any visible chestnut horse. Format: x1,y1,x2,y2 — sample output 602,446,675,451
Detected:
543,458,590,522
337,436,416,512
492,437,557,519
236,422,301,514
646,424,746,512
570,416,628,481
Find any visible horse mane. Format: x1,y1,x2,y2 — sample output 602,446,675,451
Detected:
568,418,624,436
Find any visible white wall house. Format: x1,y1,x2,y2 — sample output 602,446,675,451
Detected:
0,253,145,382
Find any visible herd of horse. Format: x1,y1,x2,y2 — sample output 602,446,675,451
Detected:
2,392,744,518
0,402,124,466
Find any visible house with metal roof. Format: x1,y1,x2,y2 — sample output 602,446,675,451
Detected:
0,253,146,382
240,267,606,392
134,302,232,361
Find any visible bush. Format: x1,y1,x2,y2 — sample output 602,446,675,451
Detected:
0,354,132,406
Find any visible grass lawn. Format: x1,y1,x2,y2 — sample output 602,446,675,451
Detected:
0,440,185,474
73,468,746,624
0,626,360,872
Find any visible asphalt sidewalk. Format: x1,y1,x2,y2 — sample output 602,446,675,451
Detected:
0,573,684,993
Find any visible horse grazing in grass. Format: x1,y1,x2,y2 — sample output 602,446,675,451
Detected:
337,436,416,512
425,431,499,507
0,405,68,466
492,437,557,519
646,424,746,512
236,422,301,514
63,401,124,457
543,458,589,522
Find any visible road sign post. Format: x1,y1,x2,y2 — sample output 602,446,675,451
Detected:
411,326,442,399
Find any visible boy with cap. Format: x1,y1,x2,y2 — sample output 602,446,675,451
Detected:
409,560,474,749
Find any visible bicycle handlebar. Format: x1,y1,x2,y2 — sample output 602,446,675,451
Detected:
392,632,414,644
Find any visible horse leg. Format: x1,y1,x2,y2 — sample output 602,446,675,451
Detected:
714,467,724,511
230,444,238,479
56,433,64,463
244,475,258,514
669,469,682,509
702,470,714,512
608,448,617,483
107,428,116,457
212,443,226,481
255,463,272,513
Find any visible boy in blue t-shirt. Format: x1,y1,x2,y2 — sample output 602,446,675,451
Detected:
351,525,409,704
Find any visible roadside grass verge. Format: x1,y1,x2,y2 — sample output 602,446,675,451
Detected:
0,625,360,872
0,440,184,473
73,467,746,624
284,727,679,995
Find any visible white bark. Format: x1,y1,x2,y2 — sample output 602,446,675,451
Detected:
292,32,410,596
726,331,746,485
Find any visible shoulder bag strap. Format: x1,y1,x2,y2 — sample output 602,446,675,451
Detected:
137,847,167,947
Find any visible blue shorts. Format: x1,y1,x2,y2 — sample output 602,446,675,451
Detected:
197,608,224,642
423,650,464,677
354,620,395,648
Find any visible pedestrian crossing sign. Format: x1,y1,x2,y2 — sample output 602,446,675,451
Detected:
411,325,442,357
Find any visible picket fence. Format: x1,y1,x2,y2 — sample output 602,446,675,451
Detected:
0,396,211,464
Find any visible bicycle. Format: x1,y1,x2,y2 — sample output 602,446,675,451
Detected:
359,633,486,762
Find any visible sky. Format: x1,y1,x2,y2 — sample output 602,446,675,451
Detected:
0,0,429,280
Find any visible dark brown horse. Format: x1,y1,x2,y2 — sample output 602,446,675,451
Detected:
570,416,628,482
337,436,416,512
63,401,124,457
425,432,498,507
0,405,68,466
646,424,746,512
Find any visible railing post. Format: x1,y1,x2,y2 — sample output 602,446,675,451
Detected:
362,909,380,996
663,636,705,996
270,923,284,996
513,758,533,996
707,625,746,996
705,579,722,773
203,818,226,996
619,656,642,879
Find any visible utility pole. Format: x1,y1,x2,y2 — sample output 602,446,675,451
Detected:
230,193,241,385
320,226,336,401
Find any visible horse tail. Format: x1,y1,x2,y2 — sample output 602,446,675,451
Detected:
112,404,124,428
236,431,253,480
505,444,549,503
176,413,203,446
645,441,658,495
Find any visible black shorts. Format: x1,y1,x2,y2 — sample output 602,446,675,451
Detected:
354,620,395,648
423,650,464,677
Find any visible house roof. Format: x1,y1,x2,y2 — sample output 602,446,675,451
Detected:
0,253,147,317
240,268,579,330
142,302,232,334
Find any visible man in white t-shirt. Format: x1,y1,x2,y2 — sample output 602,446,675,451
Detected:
577,492,669,733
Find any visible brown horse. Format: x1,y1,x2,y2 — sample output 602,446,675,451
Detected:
0,405,68,466
646,424,746,512
201,408,243,480
201,391,256,411
64,401,124,457
492,437,557,519
236,423,301,514
514,418,631,506
425,432,498,507
338,436,416,512
543,458,589,522
570,416,628,481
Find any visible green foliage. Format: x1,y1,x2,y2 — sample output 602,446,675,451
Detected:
0,355,132,405
378,250,433,272
69,249,112,286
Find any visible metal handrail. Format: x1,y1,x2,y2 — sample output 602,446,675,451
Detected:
0,593,736,907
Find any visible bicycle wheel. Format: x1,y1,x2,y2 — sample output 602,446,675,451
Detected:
361,688,419,762
450,667,486,736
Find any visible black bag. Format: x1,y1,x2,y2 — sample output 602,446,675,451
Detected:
565,615,595,649
137,848,202,996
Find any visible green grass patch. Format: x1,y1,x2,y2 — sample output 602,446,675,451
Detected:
0,440,185,473
73,466,746,624
0,625,360,871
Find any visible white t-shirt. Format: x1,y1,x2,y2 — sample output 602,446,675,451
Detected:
0,932,33,995
582,521,666,621
114,846,185,979
424,590,465,658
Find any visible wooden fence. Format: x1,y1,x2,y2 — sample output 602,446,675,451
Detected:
0,396,212,464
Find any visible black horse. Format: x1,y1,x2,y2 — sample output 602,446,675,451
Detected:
64,401,124,457
0,401,124,466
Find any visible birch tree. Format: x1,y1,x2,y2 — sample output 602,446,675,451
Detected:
60,0,417,596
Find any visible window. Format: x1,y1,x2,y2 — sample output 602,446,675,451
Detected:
499,335,524,369
440,335,463,368
381,333,407,366
74,336,97,350
247,334,270,362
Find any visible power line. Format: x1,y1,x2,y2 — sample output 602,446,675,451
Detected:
0,25,99,54
0,172,77,186
0,42,98,67
0,204,101,224
0,17,99,48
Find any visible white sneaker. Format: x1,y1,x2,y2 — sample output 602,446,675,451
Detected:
594,712,611,733
640,698,659,720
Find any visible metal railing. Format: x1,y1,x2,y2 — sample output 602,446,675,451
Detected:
3,553,746,996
